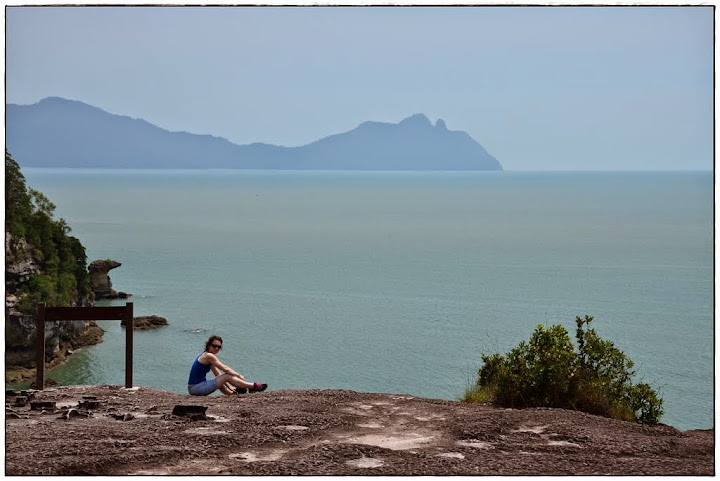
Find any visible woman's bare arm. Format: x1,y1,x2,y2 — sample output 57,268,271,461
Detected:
202,352,240,377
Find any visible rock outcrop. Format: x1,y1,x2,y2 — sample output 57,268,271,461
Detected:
88,259,130,299
122,316,169,330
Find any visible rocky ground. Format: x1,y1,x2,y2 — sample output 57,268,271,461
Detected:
5,385,714,476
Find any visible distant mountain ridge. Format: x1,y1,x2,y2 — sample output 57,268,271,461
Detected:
6,97,502,170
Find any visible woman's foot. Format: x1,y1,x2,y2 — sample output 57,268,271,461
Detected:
235,388,248,394
249,382,268,392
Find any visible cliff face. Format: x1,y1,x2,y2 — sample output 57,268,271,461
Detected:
5,233,41,288
5,233,104,384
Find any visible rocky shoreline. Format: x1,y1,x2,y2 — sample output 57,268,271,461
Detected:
4,385,713,475
4,249,118,384
6,315,168,386
5,252,172,385
5,321,105,385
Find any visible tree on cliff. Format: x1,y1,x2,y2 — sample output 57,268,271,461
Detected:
5,150,91,312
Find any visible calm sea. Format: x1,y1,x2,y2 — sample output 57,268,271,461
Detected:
18,169,713,430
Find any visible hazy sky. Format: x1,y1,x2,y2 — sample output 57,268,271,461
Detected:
4,5,714,170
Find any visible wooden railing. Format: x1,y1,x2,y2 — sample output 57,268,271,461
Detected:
36,302,134,390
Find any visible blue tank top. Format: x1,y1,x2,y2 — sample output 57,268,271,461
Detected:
188,354,212,385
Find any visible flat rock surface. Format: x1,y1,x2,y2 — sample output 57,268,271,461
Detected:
4,385,713,475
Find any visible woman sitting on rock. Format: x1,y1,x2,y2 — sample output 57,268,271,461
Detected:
188,335,267,396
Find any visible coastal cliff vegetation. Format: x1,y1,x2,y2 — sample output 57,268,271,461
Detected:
464,315,664,424
5,150,91,312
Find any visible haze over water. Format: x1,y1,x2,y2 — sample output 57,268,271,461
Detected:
21,168,713,431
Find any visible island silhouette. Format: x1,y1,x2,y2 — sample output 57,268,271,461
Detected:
7,97,502,171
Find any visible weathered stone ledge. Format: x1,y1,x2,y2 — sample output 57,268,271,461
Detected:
4,385,714,476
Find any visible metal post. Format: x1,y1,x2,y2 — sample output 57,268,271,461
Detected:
36,303,46,390
125,302,133,388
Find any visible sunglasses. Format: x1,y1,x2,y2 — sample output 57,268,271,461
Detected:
210,344,222,350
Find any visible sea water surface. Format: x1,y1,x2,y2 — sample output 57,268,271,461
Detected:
20,169,713,430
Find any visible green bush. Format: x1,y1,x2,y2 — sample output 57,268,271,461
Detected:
464,315,663,424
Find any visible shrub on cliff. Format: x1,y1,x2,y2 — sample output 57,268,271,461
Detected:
464,315,663,424
5,151,90,312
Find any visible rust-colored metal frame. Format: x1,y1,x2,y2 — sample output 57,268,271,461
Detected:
35,302,133,389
